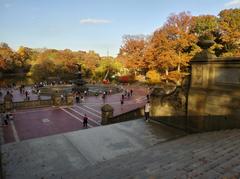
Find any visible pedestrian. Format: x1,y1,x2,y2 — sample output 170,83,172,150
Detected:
9,113,14,121
146,94,150,101
83,114,88,128
120,98,124,110
61,94,64,103
144,101,151,122
130,89,133,96
80,95,84,103
127,92,130,99
124,90,127,96
4,112,9,126
0,112,4,126
25,90,28,99
121,94,124,100
76,95,80,103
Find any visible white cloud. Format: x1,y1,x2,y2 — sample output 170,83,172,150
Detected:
80,18,111,25
225,0,240,7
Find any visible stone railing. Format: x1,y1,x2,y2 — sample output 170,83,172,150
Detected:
152,115,240,133
13,99,53,110
0,94,74,112
101,104,144,125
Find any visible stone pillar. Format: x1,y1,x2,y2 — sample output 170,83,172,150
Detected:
101,104,113,125
188,39,240,120
52,94,61,106
4,92,13,112
66,94,74,105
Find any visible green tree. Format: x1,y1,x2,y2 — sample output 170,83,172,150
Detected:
191,15,218,39
94,57,122,81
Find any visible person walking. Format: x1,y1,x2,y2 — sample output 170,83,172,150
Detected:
61,94,64,104
144,101,151,122
120,98,124,110
0,112,4,126
80,95,84,103
76,94,80,103
25,90,28,100
83,114,88,128
121,94,124,100
102,93,106,103
127,91,130,99
130,89,133,96
4,111,9,126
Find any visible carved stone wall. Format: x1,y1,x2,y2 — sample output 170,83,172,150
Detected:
150,82,188,117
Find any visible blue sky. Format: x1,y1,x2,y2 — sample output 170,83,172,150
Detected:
0,0,239,56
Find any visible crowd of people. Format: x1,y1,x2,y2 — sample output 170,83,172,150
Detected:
120,88,134,109
0,82,152,127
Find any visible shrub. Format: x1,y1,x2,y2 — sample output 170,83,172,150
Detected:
146,70,161,84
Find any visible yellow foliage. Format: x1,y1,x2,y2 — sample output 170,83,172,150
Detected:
146,70,161,83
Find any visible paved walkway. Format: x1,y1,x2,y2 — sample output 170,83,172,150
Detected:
1,86,148,144
1,119,186,179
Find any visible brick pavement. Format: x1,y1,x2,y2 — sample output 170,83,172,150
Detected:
1,86,148,144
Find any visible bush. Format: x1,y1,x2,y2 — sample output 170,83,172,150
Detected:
146,70,161,84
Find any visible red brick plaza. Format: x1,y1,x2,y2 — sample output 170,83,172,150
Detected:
2,86,149,144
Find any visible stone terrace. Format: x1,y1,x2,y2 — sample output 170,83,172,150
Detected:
2,119,240,179
69,129,240,179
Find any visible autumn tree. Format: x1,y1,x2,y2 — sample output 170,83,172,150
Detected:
118,35,148,75
81,50,101,78
0,43,21,72
17,46,34,72
30,59,56,81
218,8,240,56
145,28,177,76
163,12,197,72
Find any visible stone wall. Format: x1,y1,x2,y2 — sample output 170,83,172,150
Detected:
150,42,240,132
150,85,187,117
102,107,144,125
188,57,240,118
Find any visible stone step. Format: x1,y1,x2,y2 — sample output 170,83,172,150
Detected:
55,129,240,179
90,129,240,173
158,134,240,175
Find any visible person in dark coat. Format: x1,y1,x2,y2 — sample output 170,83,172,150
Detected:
83,114,88,128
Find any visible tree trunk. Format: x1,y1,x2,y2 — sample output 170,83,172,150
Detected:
104,69,109,80
165,67,169,83
177,63,181,72
165,68,169,76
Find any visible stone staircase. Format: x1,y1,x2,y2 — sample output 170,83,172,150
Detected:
58,129,240,179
